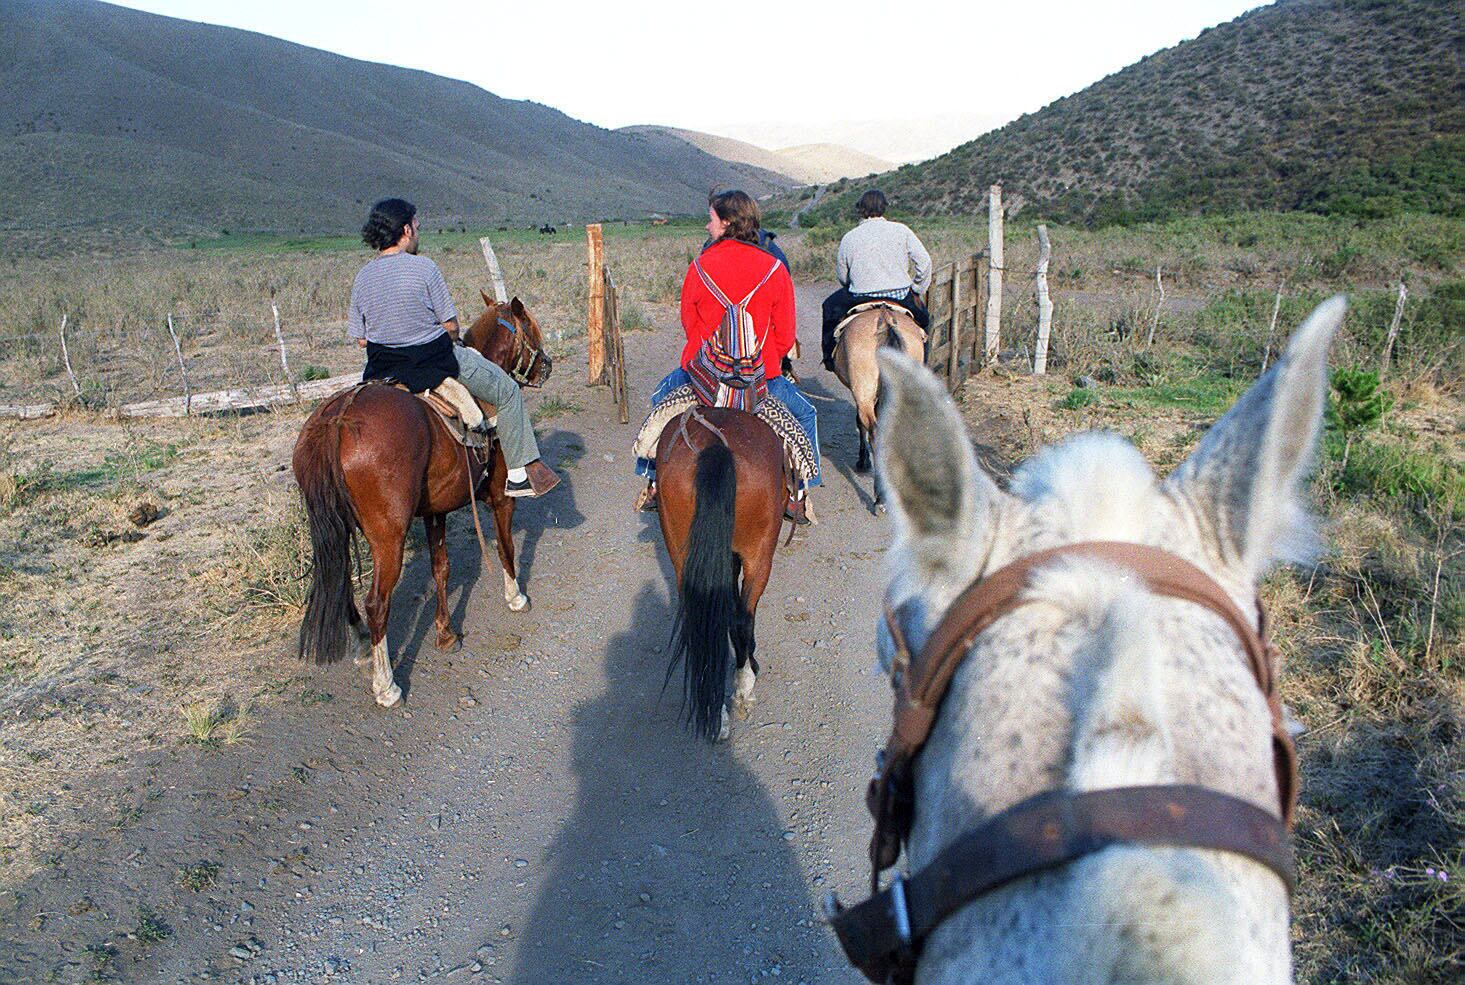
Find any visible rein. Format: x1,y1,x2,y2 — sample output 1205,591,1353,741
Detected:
493,314,546,387
826,540,1299,985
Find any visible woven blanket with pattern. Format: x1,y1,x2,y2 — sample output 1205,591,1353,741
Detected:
632,386,817,488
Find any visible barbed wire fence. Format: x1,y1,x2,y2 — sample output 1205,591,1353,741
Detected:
0,303,359,419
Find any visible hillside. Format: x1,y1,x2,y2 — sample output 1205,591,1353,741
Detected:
620,125,806,184
802,0,1463,226
0,0,790,237
622,126,894,185
772,143,893,184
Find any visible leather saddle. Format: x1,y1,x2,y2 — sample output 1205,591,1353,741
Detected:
834,301,924,348
394,378,496,449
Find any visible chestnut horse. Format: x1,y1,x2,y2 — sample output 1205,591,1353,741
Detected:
293,294,551,707
657,408,789,741
832,303,925,514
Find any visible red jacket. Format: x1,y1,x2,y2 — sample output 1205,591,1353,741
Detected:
679,238,797,375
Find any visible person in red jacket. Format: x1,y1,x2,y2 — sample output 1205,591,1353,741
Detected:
635,190,821,522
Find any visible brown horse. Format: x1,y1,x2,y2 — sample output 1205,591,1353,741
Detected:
292,293,551,707
832,303,925,513
656,408,789,741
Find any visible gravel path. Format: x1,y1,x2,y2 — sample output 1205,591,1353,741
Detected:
5,283,903,984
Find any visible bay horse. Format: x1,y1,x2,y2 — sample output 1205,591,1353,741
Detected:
292,293,551,707
831,303,925,513
830,298,1346,984
657,408,789,741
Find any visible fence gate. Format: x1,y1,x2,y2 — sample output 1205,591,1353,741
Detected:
584,223,629,424
924,250,986,392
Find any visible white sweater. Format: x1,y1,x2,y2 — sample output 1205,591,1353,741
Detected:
835,217,933,295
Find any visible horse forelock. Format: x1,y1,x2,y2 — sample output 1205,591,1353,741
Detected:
1008,432,1160,544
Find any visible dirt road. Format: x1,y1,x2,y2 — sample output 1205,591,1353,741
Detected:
4,284,907,984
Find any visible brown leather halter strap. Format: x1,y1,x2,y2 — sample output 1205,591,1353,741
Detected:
827,540,1300,985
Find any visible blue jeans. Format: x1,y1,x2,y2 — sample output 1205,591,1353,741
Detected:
635,367,822,489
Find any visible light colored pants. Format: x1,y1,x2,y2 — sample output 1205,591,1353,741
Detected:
453,345,539,469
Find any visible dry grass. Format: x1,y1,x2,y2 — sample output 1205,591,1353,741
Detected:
1,220,1459,980
179,697,250,748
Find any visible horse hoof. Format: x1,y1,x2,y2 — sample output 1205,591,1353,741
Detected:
375,683,403,708
716,708,731,742
507,593,530,613
437,635,462,653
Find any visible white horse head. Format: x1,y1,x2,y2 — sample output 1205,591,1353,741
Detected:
872,297,1346,985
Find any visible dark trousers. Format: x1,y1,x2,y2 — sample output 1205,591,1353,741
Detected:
821,288,930,362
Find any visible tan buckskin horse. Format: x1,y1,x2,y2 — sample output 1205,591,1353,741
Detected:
656,408,789,741
832,303,925,514
293,294,551,707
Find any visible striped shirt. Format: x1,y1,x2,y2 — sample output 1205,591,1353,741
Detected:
347,252,459,347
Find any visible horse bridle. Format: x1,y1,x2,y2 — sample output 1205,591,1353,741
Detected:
826,540,1300,985
497,315,547,387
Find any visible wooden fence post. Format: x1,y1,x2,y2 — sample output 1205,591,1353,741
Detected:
165,313,192,416
1261,280,1285,372
1380,281,1407,374
1147,264,1165,348
478,236,509,303
984,184,1003,364
586,223,606,385
58,313,81,400
272,303,297,399
1033,225,1053,375
947,258,963,388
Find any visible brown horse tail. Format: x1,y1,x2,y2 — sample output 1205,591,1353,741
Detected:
295,405,358,665
666,443,743,741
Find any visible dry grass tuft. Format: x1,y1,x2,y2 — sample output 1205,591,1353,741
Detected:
179,696,250,748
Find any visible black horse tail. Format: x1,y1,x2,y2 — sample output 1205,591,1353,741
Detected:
668,443,742,741
295,409,357,664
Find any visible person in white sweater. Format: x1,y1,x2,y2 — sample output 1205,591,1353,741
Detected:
821,190,933,370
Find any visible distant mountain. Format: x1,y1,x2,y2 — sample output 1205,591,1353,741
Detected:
803,0,1464,226
620,126,806,185
771,144,893,184
714,113,1006,166
0,0,793,236
622,125,892,185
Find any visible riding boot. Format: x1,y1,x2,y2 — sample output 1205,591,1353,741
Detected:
784,493,811,526
634,481,658,512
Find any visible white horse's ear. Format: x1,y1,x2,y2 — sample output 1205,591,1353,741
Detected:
1167,296,1346,578
876,350,1000,587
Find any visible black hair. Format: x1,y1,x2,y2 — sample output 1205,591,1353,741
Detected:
856,189,888,219
361,198,416,251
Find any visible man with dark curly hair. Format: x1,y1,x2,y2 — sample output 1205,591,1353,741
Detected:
349,198,558,497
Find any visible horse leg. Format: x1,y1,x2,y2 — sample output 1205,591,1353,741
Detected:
486,453,529,611
425,513,460,652
868,414,886,515
855,396,876,473
360,519,407,708
730,552,773,724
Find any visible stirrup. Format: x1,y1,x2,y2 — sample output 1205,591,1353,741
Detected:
635,483,658,513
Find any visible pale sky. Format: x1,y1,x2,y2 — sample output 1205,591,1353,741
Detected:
109,0,1266,139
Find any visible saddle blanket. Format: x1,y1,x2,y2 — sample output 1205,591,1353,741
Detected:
633,386,818,489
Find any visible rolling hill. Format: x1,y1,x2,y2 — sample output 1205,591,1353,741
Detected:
622,126,894,185
0,0,794,236
802,0,1463,226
